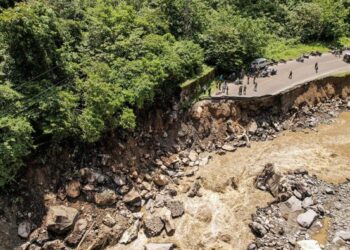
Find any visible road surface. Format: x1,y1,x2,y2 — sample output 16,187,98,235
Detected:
214,52,350,97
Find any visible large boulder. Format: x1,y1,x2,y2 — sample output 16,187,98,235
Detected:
144,217,164,237
64,218,88,246
296,240,321,250
18,221,32,238
46,206,78,234
284,196,302,212
166,201,184,218
297,210,318,228
124,188,141,204
94,189,117,206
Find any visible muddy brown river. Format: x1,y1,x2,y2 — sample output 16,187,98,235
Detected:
111,112,350,250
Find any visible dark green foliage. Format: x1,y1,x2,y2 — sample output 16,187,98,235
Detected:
0,0,349,186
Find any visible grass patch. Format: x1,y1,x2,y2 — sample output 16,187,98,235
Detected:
333,71,350,78
180,64,215,89
265,38,329,61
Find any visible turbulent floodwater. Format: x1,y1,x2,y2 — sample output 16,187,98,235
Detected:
110,112,350,250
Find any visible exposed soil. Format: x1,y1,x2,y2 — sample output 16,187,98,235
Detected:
2,76,350,250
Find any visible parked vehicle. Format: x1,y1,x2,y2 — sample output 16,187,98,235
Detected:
251,58,269,70
344,52,350,63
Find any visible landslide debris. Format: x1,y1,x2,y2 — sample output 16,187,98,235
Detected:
249,164,350,250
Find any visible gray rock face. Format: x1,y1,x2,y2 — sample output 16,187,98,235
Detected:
144,243,174,250
119,220,140,244
297,210,318,228
94,189,117,206
46,206,78,234
18,221,31,238
144,217,164,237
166,201,185,218
284,196,302,212
124,188,141,204
296,240,321,250
64,218,87,246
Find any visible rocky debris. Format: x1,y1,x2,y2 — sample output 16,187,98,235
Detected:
255,163,285,198
160,209,176,235
124,188,141,204
102,214,116,227
296,240,321,250
188,150,198,162
65,180,81,198
18,221,32,239
188,181,201,197
144,216,164,237
42,240,66,250
284,196,302,212
64,218,87,246
249,165,350,250
153,175,169,186
166,201,185,218
46,205,78,234
94,189,117,206
144,243,175,250
196,205,212,223
29,228,49,246
119,220,140,244
297,210,318,228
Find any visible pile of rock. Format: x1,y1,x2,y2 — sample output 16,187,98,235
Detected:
249,165,350,250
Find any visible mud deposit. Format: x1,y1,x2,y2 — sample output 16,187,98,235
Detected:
116,112,350,250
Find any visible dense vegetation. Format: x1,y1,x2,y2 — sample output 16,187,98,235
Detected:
0,0,349,186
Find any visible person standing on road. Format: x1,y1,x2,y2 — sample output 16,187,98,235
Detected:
289,70,293,79
226,83,229,95
315,62,319,73
247,75,250,85
243,84,247,95
254,81,258,92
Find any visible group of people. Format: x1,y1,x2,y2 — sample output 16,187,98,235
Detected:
288,62,319,79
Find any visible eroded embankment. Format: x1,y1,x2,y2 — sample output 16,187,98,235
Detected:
3,75,350,250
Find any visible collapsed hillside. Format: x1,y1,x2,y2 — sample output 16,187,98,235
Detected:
3,75,350,250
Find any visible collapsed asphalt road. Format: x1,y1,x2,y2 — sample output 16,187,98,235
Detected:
215,52,350,98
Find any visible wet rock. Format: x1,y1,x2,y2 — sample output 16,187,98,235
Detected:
296,240,321,250
188,181,201,198
284,196,302,212
94,189,117,206
166,201,185,218
153,175,169,186
119,220,140,244
65,180,81,198
144,243,174,250
297,210,318,228
144,216,164,237
250,222,268,237
221,144,236,152
46,205,78,234
18,221,31,238
42,240,67,250
64,218,87,246
124,188,141,204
